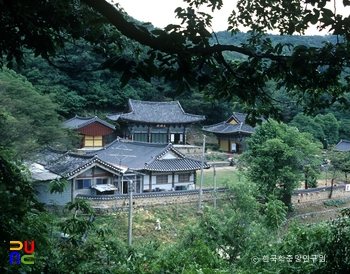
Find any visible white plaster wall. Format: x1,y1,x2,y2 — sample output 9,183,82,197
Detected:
34,181,71,206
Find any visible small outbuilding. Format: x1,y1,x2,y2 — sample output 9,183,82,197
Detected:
202,112,255,154
333,139,350,152
64,115,115,149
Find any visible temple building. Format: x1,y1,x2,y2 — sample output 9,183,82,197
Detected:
30,138,210,205
106,99,205,144
202,112,255,154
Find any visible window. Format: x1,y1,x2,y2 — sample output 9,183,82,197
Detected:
178,173,190,182
134,133,148,142
75,179,91,189
156,175,168,184
84,135,102,147
96,178,108,185
151,133,167,143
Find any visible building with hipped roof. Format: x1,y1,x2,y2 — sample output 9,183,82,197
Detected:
202,112,256,154
333,139,350,152
64,115,116,149
106,99,205,144
30,138,210,205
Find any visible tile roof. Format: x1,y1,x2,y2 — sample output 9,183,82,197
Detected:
145,158,210,171
33,147,66,166
106,99,205,124
92,138,210,172
32,138,210,177
45,154,125,179
202,112,255,134
333,140,350,152
28,163,60,181
64,115,115,130
32,148,126,179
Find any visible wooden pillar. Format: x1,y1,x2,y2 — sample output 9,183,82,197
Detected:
118,174,122,194
71,179,75,202
167,125,171,143
140,175,144,193
148,126,152,143
149,171,152,191
121,174,124,194
172,172,175,188
183,125,186,144
129,125,134,141
193,172,196,188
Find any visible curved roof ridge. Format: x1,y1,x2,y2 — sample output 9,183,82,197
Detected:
155,143,185,160
174,100,205,119
42,145,67,154
129,98,178,105
203,121,226,129
106,112,122,121
203,112,255,135
64,115,115,130
64,156,125,178
225,112,247,124
117,99,205,124
119,138,170,147
99,137,171,150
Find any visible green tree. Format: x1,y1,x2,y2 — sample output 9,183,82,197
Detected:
267,209,350,273
2,0,350,122
289,113,325,141
338,118,350,140
0,68,73,159
314,113,340,145
0,143,50,273
179,181,268,265
264,195,288,232
240,120,321,201
178,92,233,125
329,151,350,183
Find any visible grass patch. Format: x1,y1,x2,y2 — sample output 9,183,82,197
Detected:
51,199,231,249
319,169,349,183
197,167,245,188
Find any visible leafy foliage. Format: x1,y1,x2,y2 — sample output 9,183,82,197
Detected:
264,195,288,231
179,181,267,266
240,120,321,200
329,150,350,183
0,68,72,159
1,149,350,273
48,178,69,195
314,113,340,145
2,0,350,122
0,145,49,273
324,199,348,207
289,113,326,141
2,0,350,272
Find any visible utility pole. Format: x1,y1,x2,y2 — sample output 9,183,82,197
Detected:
198,135,206,211
213,163,217,209
128,180,133,246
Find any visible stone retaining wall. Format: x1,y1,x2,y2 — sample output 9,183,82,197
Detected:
45,185,350,213
292,185,350,205
77,188,227,212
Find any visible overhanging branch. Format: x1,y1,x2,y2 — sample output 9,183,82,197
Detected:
81,0,288,61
